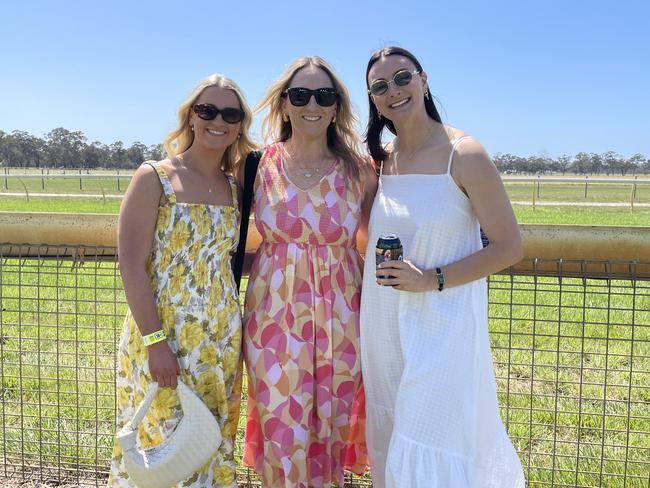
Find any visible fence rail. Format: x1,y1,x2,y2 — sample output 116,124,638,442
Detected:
1,221,649,487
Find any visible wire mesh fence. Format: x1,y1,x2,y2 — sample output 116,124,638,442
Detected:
0,246,648,487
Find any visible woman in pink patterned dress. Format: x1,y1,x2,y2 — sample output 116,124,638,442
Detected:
241,56,375,487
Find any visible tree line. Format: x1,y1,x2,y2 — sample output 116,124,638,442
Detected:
0,128,164,169
1,128,648,175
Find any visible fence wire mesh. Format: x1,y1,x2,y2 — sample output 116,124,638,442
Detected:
0,246,648,487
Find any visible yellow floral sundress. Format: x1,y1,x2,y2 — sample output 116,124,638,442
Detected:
108,162,242,488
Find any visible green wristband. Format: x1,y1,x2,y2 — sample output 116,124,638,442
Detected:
142,329,167,346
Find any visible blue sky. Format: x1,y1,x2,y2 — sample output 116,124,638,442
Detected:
1,0,648,158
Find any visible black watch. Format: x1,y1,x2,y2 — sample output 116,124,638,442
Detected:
435,267,445,292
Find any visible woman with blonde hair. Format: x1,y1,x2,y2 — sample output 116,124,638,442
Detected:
108,74,256,487
241,56,375,487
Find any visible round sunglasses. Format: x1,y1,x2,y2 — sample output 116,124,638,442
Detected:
192,103,245,124
368,69,420,96
282,87,339,107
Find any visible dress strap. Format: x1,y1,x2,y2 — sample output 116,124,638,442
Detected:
226,174,239,210
142,161,176,204
379,159,385,177
446,136,472,175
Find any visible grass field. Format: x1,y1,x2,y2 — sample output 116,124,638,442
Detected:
0,261,648,486
2,175,650,203
1,177,649,486
2,178,650,226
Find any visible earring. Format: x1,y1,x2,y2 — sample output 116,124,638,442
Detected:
282,114,289,122
331,116,336,124
424,91,430,99
190,125,194,132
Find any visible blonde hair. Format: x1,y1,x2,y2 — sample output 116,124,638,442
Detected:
256,56,362,182
163,74,256,174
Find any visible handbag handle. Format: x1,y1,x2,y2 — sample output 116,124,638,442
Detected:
118,381,187,453
129,381,160,430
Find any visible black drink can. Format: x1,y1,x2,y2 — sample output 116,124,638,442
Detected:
375,235,403,267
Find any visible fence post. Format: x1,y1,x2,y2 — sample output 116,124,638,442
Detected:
532,182,536,211
584,176,588,198
79,168,83,190
3,167,7,190
536,175,541,199
41,168,45,190
117,169,120,191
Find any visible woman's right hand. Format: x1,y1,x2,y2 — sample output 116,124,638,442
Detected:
147,341,180,388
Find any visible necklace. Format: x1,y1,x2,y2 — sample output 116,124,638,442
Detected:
282,145,331,178
175,155,220,192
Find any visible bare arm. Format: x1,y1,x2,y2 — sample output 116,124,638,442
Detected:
377,138,523,291
118,163,180,387
356,161,379,256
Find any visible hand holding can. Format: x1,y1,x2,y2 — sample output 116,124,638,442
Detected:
376,235,403,284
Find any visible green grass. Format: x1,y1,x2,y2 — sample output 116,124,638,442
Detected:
513,206,650,226
0,176,129,195
0,196,121,213
1,262,649,486
2,195,650,227
1,178,649,204
505,182,650,204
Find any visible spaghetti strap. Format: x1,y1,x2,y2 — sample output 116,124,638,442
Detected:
446,136,472,175
142,161,176,204
379,159,385,177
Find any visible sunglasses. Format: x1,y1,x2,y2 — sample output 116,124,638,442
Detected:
192,103,245,124
283,87,339,107
368,69,420,96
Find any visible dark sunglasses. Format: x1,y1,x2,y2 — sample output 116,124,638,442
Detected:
368,69,420,96
192,103,245,124
282,87,339,107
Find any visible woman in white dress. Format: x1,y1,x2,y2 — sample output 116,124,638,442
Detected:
360,46,526,487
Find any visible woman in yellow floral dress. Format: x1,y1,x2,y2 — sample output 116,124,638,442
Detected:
108,74,256,487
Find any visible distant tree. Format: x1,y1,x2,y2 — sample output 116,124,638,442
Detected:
572,152,591,174
124,142,148,168
601,151,623,175
82,141,110,169
45,128,87,167
147,143,165,161
588,152,602,175
10,130,44,167
557,154,572,175
109,141,127,169
627,153,646,175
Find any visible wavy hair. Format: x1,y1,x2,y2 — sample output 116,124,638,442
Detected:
364,46,443,164
163,74,256,174
256,56,362,182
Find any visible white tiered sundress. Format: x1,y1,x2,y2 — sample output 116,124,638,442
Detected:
360,137,525,488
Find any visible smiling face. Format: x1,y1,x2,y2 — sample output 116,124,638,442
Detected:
368,55,428,125
189,85,242,152
283,65,337,140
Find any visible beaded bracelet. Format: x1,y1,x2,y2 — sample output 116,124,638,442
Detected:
142,329,167,346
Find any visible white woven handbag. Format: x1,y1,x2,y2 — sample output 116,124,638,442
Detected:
116,380,222,488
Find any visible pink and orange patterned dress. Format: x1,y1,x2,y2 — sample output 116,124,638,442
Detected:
243,142,367,487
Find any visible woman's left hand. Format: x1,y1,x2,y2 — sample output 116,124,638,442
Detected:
376,260,435,292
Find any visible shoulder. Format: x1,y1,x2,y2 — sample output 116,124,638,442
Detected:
129,159,169,193
449,134,500,190
452,134,493,171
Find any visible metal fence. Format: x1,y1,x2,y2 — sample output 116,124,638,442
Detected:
0,246,649,487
